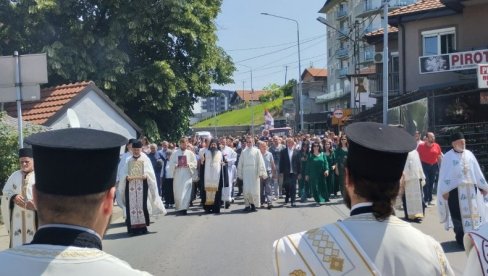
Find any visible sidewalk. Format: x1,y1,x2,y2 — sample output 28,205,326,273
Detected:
0,204,124,250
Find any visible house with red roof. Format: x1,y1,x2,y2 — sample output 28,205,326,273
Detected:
3,81,141,139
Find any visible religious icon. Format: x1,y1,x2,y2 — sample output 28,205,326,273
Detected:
128,160,144,177
178,155,188,167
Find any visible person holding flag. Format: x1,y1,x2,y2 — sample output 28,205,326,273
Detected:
264,109,274,130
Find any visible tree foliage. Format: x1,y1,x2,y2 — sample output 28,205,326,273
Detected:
259,80,296,102
0,0,235,141
0,112,44,190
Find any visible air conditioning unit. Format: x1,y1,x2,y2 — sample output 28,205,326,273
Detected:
374,52,384,63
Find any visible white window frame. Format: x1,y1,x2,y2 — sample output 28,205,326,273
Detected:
421,27,456,56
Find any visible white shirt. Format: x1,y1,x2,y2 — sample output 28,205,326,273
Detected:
287,148,294,173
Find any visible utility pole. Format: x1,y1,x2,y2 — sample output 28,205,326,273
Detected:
382,0,389,125
284,65,288,85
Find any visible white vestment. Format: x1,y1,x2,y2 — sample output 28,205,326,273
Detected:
402,150,426,219
204,150,222,205
464,223,488,276
117,154,166,220
169,149,197,211
274,213,454,275
221,146,237,194
0,244,151,275
1,170,36,248
116,152,133,217
437,149,488,232
237,147,267,207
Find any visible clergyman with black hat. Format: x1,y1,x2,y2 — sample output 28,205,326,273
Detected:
437,132,488,248
1,148,37,248
273,122,454,275
201,138,229,214
117,140,166,235
0,128,151,275
116,138,138,215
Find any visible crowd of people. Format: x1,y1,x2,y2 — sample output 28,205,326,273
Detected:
1,124,487,275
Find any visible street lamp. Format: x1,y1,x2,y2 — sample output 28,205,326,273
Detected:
240,64,255,136
261,12,303,132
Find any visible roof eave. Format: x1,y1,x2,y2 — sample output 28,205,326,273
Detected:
389,8,459,26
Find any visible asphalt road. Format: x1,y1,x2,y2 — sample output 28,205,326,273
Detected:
0,195,467,275
98,196,467,276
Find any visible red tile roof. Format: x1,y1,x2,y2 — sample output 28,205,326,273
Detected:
364,26,399,37
235,90,269,102
304,68,328,77
389,0,446,17
6,81,92,125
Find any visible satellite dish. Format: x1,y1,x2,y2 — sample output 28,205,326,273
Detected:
67,108,81,128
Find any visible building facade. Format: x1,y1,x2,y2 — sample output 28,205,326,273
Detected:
318,0,416,113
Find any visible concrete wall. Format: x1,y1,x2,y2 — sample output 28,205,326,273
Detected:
192,125,251,138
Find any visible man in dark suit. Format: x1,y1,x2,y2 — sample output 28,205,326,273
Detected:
279,138,301,207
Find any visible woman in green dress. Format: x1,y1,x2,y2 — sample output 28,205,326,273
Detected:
305,142,329,205
334,134,348,198
298,141,310,202
322,138,336,199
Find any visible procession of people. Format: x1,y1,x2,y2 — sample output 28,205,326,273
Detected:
1,124,487,275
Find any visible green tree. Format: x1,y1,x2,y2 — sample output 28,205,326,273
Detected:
0,0,234,141
0,112,44,190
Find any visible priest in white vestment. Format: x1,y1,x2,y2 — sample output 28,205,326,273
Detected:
117,141,166,235
220,137,237,202
0,128,151,275
115,138,137,216
400,149,426,222
464,222,488,275
169,137,197,215
237,136,267,212
274,122,454,275
201,139,228,214
1,148,37,248
437,132,488,247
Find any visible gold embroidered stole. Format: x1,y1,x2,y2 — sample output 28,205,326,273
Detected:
277,223,379,275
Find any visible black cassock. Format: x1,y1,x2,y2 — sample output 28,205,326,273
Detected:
201,160,229,214
124,179,150,235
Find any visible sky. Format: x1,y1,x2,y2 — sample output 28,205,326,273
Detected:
213,0,328,91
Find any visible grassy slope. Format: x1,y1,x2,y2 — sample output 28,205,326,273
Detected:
193,97,290,127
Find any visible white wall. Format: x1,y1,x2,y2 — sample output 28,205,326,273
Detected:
49,89,138,140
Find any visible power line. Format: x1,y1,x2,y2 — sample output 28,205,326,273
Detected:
226,34,324,51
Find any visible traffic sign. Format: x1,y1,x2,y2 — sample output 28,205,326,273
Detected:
333,109,344,119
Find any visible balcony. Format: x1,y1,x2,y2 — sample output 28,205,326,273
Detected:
355,0,417,18
337,67,349,78
336,29,349,40
368,72,401,98
315,89,350,103
335,48,349,59
336,9,348,20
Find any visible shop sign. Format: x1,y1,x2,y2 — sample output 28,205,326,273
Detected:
419,49,488,74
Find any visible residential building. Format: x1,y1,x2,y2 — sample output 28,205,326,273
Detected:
317,0,416,113
294,67,330,133
356,0,488,174
230,90,269,106
4,81,142,140
201,89,234,113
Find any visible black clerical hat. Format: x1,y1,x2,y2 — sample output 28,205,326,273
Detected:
25,128,127,196
345,122,416,182
132,140,142,148
18,148,33,158
450,132,464,143
128,138,138,145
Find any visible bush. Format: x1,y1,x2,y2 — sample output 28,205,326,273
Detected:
0,112,44,191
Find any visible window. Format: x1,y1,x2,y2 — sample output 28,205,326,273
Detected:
422,27,456,56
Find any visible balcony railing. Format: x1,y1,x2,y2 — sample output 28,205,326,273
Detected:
337,67,349,78
335,48,349,59
336,9,348,20
336,29,348,39
355,0,416,17
368,72,401,97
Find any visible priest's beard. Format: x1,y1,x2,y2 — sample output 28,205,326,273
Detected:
210,147,218,159
454,145,465,152
343,188,352,209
